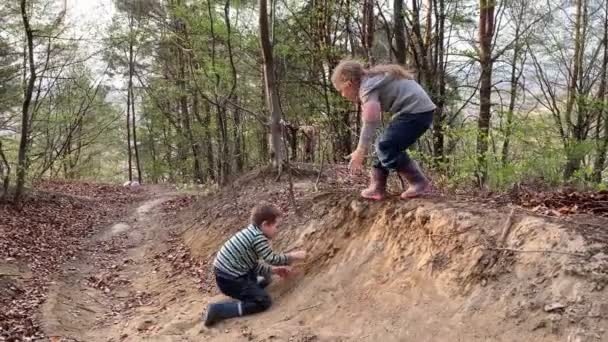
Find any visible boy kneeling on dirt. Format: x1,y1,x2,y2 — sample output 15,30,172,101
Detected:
203,203,306,327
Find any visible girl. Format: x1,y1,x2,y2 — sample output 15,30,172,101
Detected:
331,60,435,200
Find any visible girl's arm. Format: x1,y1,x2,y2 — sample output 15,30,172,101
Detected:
356,99,382,154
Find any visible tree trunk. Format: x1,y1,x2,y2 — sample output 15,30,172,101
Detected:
259,0,284,168
204,104,215,182
593,1,608,183
190,89,206,183
424,0,433,73
204,0,230,183
476,0,495,186
190,76,215,182
145,120,159,183
501,6,526,165
130,76,142,184
0,140,10,200
182,87,203,184
15,0,37,202
362,0,375,65
259,111,269,164
233,96,244,173
176,38,203,183
563,0,585,181
125,18,134,182
199,99,215,182
501,55,518,166
393,0,406,65
131,87,142,184
128,15,142,184
432,0,446,165
593,114,608,182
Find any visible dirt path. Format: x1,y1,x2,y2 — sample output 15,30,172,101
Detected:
40,191,207,342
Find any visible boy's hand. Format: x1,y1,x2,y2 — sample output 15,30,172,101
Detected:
272,266,293,278
287,250,307,261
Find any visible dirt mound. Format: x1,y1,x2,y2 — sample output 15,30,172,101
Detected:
28,170,608,342
174,176,608,341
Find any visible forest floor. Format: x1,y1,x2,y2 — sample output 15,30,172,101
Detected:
2,166,608,341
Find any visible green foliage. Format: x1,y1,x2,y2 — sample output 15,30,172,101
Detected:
422,109,607,191
4,0,606,193
25,65,124,181
0,39,21,118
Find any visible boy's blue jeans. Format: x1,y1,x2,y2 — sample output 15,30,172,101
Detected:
372,110,433,171
214,267,272,315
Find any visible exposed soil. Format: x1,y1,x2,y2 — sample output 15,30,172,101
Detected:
3,169,608,342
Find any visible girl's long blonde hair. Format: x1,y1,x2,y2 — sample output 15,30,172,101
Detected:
331,60,415,89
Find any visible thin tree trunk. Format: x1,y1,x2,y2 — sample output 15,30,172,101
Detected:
190,88,206,183
394,0,406,65
204,105,215,182
128,15,142,184
564,0,585,180
15,0,37,202
0,140,10,200
214,106,230,183
432,0,446,165
176,34,203,183
476,0,495,186
346,0,356,57
193,96,215,182
130,75,142,184
593,0,608,183
363,0,375,65
224,0,241,174
593,113,608,183
146,121,159,183
259,0,284,169
205,0,230,183
501,11,525,165
233,96,244,172
126,73,133,181
124,17,134,182
424,0,433,74
190,71,215,182
182,86,203,183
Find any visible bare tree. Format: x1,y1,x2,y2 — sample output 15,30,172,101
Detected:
500,0,532,164
593,0,608,183
259,0,284,169
393,0,407,65
476,0,496,185
0,140,10,199
15,0,37,202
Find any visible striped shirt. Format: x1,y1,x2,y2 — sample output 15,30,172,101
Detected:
213,224,290,278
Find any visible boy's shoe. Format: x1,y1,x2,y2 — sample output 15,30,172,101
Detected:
361,167,388,200
203,302,242,327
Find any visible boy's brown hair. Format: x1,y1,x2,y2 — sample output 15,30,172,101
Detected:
250,203,281,226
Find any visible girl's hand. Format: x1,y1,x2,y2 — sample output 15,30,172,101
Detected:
348,149,366,174
272,266,293,278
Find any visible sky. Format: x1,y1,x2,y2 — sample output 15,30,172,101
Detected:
65,0,126,104
67,0,114,29
65,0,115,73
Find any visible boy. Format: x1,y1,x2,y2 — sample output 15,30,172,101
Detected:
203,203,306,327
